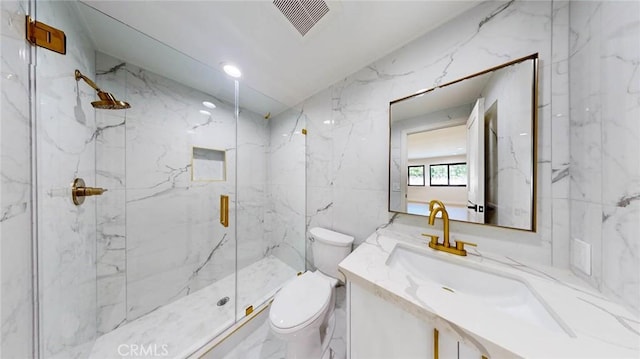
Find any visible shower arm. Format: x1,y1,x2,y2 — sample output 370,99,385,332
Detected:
74,69,103,93
73,68,130,110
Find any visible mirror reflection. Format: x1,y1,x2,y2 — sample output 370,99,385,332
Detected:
389,54,537,231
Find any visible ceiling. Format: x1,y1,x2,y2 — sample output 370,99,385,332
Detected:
391,70,492,122
408,125,467,160
80,1,480,111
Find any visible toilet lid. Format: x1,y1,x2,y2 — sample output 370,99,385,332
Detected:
270,272,331,330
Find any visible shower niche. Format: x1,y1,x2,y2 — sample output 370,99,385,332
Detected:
192,146,226,181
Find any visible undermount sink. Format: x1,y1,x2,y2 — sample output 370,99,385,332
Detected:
386,243,574,336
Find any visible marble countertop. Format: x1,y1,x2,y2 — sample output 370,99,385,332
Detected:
339,226,640,358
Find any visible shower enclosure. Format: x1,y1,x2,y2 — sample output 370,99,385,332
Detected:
30,1,306,357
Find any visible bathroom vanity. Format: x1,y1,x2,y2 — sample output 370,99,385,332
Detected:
339,228,640,358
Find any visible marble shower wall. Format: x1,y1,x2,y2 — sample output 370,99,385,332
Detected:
0,0,33,357
266,108,306,271
236,107,269,272
304,0,556,266
124,59,239,321
568,1,640,313
94,53,127,335
95,52,253,330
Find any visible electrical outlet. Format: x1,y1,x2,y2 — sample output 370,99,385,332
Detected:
571,238,592,276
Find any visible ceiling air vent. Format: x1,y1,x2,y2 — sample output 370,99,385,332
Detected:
273,0,330,36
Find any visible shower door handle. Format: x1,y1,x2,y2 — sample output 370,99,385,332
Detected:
220,195,229,227
433,328,439,359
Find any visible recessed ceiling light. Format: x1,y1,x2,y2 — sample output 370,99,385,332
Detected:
202,101,216,109
223,64,242,78
199,110,211,116
519,132,528,136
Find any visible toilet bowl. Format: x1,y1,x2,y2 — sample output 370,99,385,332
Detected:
269,227,354,359
269,271,335,359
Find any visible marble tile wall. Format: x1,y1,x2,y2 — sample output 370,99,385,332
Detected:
568,1,640,313
550,0,571,269
94,53,127,335
236,107,269,272
94,52,246,327
0,0,33,357
304,0,555,267
265,108,306,271
34,1,98,357
480,60,534,229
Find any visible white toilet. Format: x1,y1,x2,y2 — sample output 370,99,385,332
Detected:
269,227,354,359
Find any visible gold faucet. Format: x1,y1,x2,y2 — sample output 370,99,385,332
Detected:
422,199,476,256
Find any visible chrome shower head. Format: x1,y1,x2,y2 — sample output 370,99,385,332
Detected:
75,69,131,110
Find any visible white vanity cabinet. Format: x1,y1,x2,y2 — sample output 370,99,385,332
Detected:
348,281,485,359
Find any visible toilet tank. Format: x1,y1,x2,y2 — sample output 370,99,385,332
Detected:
310,227,354,281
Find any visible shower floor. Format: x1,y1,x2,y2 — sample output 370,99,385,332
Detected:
52,256,297,359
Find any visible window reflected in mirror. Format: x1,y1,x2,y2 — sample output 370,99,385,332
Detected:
429,163,467,187
408,165,425,186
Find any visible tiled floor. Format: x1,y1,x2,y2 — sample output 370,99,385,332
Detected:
222,286,347,359
52,256,297,359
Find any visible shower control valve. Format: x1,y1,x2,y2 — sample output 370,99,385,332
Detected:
71,178,107,206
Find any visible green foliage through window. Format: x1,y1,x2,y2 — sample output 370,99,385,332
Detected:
408,165,425,186
429,163,467,186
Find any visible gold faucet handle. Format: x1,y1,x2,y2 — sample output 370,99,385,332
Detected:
454,240,477,251
421,233,439,246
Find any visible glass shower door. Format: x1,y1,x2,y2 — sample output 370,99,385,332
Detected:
34,1,240,357
33,1,99,357
235,82,306,320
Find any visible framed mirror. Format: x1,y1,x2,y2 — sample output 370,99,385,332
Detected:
389,54,538,231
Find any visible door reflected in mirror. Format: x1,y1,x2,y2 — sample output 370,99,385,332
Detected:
389,54,538,231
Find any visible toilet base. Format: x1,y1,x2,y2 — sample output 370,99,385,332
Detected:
283,311,337,359
323,311,345,359
324,346,345,359
271,269,346,359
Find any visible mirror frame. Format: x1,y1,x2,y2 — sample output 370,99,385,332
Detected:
388,53,539,232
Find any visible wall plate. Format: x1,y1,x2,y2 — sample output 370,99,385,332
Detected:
571,238,591,276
